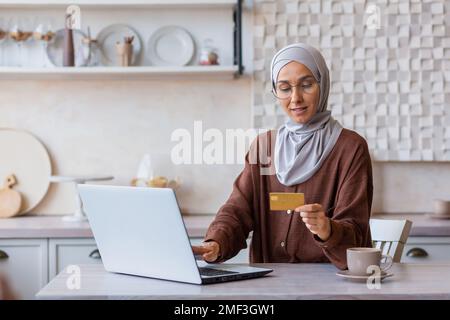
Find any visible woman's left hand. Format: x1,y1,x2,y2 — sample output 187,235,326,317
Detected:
294,203,331,242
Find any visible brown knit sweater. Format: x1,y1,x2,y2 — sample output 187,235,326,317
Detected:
204,128,373,270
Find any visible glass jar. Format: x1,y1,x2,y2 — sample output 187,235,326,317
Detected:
199,38,219,65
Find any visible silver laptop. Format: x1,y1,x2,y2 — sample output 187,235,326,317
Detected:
78,184,272,285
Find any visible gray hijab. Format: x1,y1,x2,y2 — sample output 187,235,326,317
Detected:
271,43,343,186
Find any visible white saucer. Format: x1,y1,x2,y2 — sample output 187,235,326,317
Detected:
425,213,450,220
336,270,393,282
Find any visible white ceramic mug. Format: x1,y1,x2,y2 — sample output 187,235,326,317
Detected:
347,247,393,276
433,199,450,216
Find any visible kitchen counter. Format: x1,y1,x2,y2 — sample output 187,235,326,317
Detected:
0,215,93,238
372,213,450,237
36,263,450,300
0,213,449,238
0,215,213,238
0,215,216,238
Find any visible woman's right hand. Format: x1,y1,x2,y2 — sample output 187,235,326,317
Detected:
192,241,221,262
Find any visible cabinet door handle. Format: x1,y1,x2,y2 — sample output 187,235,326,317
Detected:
0,250,9,260
89,249,101,260
406,247,428,258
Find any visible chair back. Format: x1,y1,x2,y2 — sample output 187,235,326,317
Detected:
370,218,412,262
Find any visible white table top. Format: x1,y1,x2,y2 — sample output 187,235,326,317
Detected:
36,263,450,300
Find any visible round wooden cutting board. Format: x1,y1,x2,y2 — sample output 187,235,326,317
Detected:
0,129,52,215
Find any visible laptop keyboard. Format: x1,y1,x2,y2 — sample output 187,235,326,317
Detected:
199,267,239,277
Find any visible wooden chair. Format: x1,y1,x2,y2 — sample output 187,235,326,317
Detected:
369,218,413,263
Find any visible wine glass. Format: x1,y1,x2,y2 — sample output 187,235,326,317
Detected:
0,17,8,66
9,16,33,67
33,17,55,67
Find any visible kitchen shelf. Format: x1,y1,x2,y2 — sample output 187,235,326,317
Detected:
0,0,244,76
0,66,240,80
0,0,237,9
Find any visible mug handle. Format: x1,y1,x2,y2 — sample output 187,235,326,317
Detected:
380,254,393,272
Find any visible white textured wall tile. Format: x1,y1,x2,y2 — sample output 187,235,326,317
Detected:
253,0,450,161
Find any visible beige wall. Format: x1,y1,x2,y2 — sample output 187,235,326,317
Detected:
372,162,450,214
0,78,252,214
2,2,448,216
2,78,449,215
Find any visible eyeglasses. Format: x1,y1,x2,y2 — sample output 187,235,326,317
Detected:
273,79,319,100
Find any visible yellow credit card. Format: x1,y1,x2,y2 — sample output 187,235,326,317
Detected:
269,192,305,211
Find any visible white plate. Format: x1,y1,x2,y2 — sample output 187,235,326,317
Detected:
0,128,52,214
147,26,194,66
336,270,393,282
46,29,89,67
96,24,142,66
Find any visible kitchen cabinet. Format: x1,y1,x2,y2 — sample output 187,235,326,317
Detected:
48,238,102,279
0,239,48,300
401,237,450,264
0,235,249,299
2,215,450,299
3,236,238,299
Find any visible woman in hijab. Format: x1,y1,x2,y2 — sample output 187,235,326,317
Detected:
193,43,373,269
